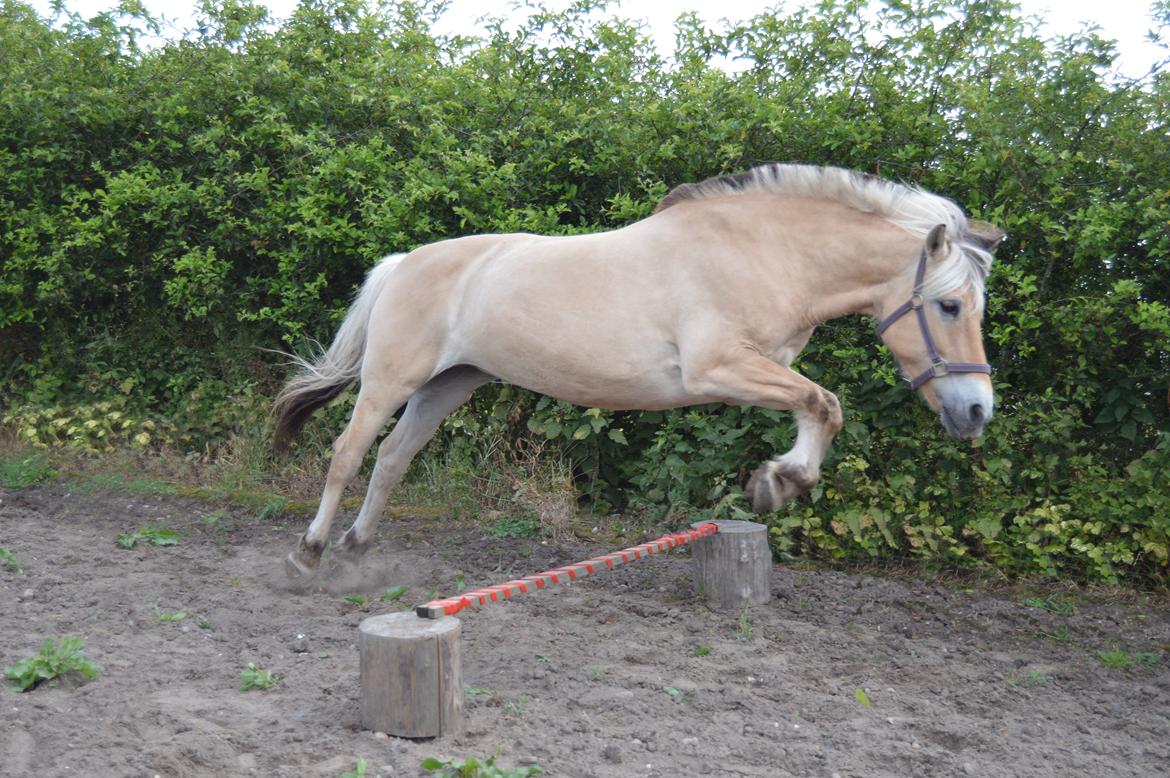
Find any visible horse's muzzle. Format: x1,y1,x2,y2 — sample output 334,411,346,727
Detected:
940,400,990,440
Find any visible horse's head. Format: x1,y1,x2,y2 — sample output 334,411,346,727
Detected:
876,220,1003,440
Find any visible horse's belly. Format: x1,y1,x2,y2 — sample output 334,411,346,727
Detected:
469,330,700,411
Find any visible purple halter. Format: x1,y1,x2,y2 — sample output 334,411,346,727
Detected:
874,248,992,391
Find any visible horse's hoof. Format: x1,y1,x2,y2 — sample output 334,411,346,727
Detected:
285,534,326,579
746,460,817,513
334,528,370,560
285,550,318,579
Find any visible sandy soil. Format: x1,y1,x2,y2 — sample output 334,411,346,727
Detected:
2,482,1168,778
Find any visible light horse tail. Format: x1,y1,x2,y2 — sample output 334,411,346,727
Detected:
272,254,407,452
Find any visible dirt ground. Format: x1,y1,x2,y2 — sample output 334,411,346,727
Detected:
2,481,1169,778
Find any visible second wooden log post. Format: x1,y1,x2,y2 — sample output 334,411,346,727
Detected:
359,612,463,738
690,520,771,608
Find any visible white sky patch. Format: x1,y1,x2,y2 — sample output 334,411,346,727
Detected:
27,0,1168,77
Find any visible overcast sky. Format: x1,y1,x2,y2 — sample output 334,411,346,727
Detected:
27,0,1168,77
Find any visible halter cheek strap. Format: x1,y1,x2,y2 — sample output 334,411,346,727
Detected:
874,248,992,390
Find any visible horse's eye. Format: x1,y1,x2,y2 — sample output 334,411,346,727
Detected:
938,299,961,318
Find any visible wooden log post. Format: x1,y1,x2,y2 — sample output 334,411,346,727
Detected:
690,520,771,609
358,612,463,738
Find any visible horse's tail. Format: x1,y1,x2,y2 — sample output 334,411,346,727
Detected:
272,253,407,452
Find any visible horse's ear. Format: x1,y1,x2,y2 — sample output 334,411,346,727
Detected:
966,219,1006,250
925,224,950,264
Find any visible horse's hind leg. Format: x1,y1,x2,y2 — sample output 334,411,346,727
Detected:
333,365,492,560
285,383,413,579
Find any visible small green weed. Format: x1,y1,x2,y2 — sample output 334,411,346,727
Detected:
341,757,367,778
197,617,214,631
153,604,187,622
693,643,711,657
502,696,527,716
116,525,180,549
421,754,543,777
0,547,21,572
1021,595,1076,617
1098,647,1162,671
1005,669,1047,687
738,606,752,641
854,687,872,707
85,474,176,496
663,685,681,699
587,665,605,681
257,496,287,521
1136,651,1162,667
488,515,540,539
1098,647,1130,670
239,663,280,691
202,509,228,533
0,456,54,489
1032,627,1072,643
341,594,369,607
379,585,407,603
5,636,100,692
463,684,494,697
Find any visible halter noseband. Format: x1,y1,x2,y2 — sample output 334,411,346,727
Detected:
874,248,992,390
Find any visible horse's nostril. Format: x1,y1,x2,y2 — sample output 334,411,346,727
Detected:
970,403,985,424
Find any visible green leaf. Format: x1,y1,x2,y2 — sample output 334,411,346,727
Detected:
379,585,407,602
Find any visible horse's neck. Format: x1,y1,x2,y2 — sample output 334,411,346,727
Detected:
758,198,919,326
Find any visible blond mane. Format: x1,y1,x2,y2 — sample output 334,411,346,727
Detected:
656,163,994,303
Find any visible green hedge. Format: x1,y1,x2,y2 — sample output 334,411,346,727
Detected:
2,0,1168,584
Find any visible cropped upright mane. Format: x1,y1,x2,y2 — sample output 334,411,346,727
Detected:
655,163,994,304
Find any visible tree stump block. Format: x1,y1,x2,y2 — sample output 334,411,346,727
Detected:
690,520,771,609
358,612,463,738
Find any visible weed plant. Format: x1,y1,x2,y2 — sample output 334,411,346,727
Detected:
5,637,100,692
421,754,543,777
239,663,280,691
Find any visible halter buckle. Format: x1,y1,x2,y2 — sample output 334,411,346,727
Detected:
930,360,949,378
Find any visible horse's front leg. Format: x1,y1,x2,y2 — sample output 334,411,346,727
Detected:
744,387,842,512
686,347,843,513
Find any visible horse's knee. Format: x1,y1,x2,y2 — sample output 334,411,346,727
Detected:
819,388,843,435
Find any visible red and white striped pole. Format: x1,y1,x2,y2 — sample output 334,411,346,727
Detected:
416,522,720,619
360,519,768,737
